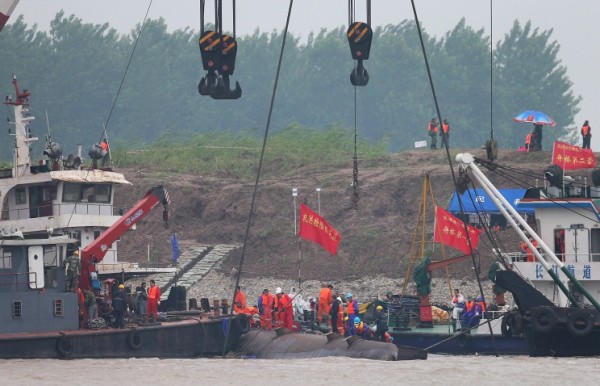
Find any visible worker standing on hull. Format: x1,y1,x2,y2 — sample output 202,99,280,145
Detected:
317,283,333,326
147,279,161,320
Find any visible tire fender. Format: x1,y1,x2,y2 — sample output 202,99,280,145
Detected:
511,311,524,336
127,330,142,350
530,306,557,334
567,309,594,337
457,333,470,348
56,336,73,357
236,315,250,334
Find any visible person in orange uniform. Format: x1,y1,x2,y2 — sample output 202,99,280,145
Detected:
259,288,274,329
440,118,450,148
519,237,539,262
428,118,438,149
147,279,161,319
317,283,333,325
233,286,247,314
275,287,294,330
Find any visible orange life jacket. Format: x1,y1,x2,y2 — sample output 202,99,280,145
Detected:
465,300,475,312
582,125,590,136
234,290,247,312
148,285,160,300
428,122,438,134
442,123,449,133
261,293,274,310
347,300,357,316
319,288,332,304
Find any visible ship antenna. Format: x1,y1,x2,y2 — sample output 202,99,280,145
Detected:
45,110,51,147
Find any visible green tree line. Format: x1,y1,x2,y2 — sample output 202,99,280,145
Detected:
0,12,579,162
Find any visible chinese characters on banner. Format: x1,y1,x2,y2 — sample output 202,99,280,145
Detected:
298,204,341,256
552,141,597,170
433,206,482,254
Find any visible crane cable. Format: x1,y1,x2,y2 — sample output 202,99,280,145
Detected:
65,0,154,230
348,0,368,209
223,0,295,355
410,0,499,356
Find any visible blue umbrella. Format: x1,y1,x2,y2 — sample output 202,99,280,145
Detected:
514,110,556,126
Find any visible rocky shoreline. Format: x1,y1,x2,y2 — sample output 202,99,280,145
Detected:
185,261,509,308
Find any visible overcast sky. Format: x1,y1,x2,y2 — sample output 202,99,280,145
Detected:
9,0,599,147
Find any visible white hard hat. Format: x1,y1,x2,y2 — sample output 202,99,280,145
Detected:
275,287,282,294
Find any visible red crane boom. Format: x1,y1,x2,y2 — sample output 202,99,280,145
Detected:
78,185,170,291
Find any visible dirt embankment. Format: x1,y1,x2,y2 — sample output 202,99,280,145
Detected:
113,148,579,284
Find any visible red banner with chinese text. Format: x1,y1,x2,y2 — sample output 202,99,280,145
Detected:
299,204,341,256
433,206,482,254
552,141,597,170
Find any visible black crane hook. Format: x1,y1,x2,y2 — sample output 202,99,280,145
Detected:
197,0,242,99
347,1,372,87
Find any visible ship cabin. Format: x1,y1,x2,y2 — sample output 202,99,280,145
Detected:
510,184,600,308
0,169,131,264
0,236,80,333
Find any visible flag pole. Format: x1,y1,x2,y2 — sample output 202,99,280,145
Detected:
297,238,302,290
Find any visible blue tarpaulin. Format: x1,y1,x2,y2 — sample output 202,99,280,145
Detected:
448,188,532,214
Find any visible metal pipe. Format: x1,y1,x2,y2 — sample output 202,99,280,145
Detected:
458,153,600,311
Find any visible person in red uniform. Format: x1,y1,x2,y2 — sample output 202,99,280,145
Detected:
275,287,294,330
100,138,110,167
581,120,592,149
317,283,333,325
233,286,247,314
259,288,274,329
147,279,161,319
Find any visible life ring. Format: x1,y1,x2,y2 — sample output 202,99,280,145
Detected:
457,333,470,349
530,306,557,334
127,330,142,350
236,316,250,334
56,336,73,357
566,309,594,337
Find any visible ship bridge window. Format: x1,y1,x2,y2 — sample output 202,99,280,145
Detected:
0,248,12,269
63,183,81,202
15,187,26,205
63,183,111,203
92,184,111,203
43,245,59,267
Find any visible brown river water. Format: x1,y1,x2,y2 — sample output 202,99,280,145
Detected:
0,355,596,386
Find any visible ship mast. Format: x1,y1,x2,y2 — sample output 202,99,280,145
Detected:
4,75,38,178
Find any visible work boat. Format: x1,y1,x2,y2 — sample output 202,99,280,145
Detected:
457,152,600,357
0,76,248,359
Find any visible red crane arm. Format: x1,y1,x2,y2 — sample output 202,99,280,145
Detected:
79,185,170,291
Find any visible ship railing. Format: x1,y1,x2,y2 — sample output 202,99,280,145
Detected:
0,271,38,290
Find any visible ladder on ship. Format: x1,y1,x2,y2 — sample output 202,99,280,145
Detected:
401,174,453,297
